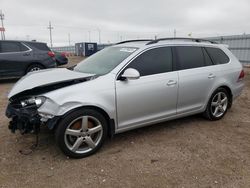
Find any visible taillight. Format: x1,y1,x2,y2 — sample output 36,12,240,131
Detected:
238,69,245,81
48,51,55,57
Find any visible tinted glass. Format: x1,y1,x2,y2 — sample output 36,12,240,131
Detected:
74,47,138,75
202,48,213,66
205,47,229,64
127,47,172,76
0,42,21,53
176,46,205,70
27,42,50,51
20,43,29,51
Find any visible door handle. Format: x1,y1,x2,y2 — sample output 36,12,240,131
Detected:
167,80,177,86
208,74,216,79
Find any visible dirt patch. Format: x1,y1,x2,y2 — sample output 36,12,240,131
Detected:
0,59,250,188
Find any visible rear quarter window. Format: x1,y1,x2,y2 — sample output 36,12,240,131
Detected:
205,47,229,64
26,42,50,51
20,43,29,51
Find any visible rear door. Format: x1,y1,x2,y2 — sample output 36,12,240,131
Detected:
174,46,217,114
116,47,178,129
0,41,31,77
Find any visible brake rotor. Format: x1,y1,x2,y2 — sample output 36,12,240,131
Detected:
70,119,95,130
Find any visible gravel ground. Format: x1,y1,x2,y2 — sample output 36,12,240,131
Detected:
0,57,249,188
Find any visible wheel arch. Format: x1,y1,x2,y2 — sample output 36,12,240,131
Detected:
50,105,116,138
218,85,233,108
25,62,45,74
206,84,233,110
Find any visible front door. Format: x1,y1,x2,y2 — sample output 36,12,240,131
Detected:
115,47,178,129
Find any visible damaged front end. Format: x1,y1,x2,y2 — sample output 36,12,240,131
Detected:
5,67,97,135
6,97,44,134
5,71,95,134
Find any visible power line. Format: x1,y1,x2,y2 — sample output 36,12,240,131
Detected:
47,21,53,48
0,10,5,40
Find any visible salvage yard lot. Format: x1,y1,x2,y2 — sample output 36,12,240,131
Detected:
0,57,250,188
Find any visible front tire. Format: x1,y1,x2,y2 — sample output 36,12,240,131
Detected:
203,88,229,120
55,108,108,158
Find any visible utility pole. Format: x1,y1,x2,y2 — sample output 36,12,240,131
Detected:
0,10,5,40
174,29,176,38
68,33,71,46
47,21,53,48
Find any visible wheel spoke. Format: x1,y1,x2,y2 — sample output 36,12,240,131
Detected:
88,125,102,135
217,93,222,102
220,107,225,113
221,97,227,104
81,116,88,131
71,137,84,152
65,129,82,137
213,107,219,116
84,136,96,148
211,102,218,107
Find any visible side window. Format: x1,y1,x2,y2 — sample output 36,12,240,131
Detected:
205,47,229,64
176,46,205,70
20,43,29,51
28,43,50,51
0,42,21,53
127,47,172,76
202,48,213,66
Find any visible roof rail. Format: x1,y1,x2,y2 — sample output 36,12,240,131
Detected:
116,39,153,45
146,38,217,45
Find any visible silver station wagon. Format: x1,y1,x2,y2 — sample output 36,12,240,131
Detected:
6,38,245,158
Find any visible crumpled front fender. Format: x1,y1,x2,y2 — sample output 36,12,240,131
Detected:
37,97,115,122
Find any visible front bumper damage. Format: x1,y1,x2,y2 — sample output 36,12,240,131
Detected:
6,103,41,134
5,102,59,134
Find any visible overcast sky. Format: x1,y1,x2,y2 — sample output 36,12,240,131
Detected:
1,0,250,46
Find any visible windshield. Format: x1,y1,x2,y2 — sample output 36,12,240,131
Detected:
74,46,138,75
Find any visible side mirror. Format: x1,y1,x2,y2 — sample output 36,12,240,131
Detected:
121,68,140,80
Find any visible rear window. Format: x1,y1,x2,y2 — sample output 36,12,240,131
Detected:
27,42,50,51
176,46,205,70
205,47,229,64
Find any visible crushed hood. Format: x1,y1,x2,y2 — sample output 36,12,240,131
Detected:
8,68,95,99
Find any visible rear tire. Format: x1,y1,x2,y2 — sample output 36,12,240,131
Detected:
26,64,44,74
203,88,229,121
55,108,108,158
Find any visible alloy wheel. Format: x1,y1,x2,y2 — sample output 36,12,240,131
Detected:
210,92,228,118
64,116,103,154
